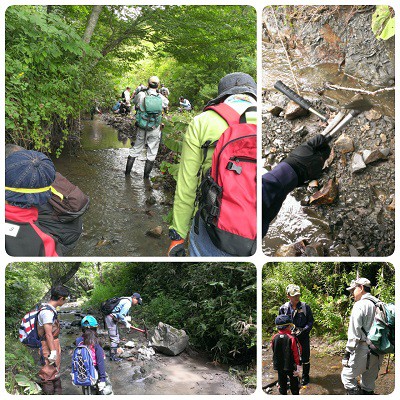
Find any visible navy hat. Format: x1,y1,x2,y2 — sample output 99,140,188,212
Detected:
275,315,292,326
205,72,257,107
132,292,143,305
5,150,56,206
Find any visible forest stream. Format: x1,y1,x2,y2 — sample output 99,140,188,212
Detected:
53,117,171,257
54,304,248,395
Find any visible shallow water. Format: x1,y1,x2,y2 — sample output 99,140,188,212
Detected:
53,117,171,257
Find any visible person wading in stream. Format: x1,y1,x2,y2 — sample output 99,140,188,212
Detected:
262,135,331,237
125,76,166,179
104,293,143,362
279,284,314,386
341,278,384,395
271,315,302,395
167,72,257,257
37,286,70,395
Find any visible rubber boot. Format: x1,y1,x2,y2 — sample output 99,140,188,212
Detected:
125,155,135,175
39,381,55,395
360,389,374,395
301,363,310,385
346,388,360,395
53,377,62,395
109,348,122,362
143,160,154,179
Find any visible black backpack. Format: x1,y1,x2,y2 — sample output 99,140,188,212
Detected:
100,297,128,315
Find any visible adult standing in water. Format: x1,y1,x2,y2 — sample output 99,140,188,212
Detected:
279,284,314,386
125,76,166,179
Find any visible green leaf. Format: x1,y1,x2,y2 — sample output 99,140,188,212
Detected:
371,5,391,35
379,16,395,40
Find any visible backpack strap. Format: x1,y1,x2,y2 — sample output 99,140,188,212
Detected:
204,103,241,126
239,105,257,124
35,305,57,341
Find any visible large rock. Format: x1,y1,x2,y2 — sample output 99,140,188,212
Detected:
284,100,309,120
334,134,354,154
275,240,307,257
150,322,189,356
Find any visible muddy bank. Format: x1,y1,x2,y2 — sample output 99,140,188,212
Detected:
261,5,395,257
262,337,395,395
55,305,250,395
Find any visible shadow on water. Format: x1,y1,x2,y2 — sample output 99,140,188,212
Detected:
53,117,171,257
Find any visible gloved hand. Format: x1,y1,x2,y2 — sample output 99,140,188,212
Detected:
97,381,106,392
48,350,57,365
125,322,132,330
293,327,304,336
168,239,186,257
293,365,301,377
342,351,351,367
282,134,331,185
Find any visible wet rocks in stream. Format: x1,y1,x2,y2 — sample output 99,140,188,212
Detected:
263,90,394,257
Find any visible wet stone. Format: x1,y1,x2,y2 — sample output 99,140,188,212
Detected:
284,100,309,120
362,149,389,164
334,134,354,154
351,153,366,173
146,226,163,238
264,102,283,117
275,240,308,257
309,179,338,205
304,242,324,257
365,109,382,121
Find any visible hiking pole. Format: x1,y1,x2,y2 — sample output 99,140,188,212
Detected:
274,80,328,122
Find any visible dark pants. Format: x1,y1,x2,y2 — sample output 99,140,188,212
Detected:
297,334,310,364
278,370,299,395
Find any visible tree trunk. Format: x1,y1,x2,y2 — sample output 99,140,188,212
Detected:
41,262,82,302
83,5,103,44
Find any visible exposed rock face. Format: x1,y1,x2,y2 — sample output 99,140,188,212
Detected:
150,322,189,356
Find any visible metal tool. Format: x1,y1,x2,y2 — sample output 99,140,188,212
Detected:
274,80,328,121
320,111,346,137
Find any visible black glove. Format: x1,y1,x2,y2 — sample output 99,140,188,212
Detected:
282,134,331,185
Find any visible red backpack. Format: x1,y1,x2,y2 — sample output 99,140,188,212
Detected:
194,103,257,256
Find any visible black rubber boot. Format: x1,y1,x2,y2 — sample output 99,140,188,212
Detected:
125,155,135,175
346,388,360,395
143,160,154,179
360,389,374,395
109,348,122,362
301,363,310,385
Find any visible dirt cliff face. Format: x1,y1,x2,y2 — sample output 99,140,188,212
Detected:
263,6,395,86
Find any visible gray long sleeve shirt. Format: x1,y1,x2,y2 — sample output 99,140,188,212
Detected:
346,293,378,352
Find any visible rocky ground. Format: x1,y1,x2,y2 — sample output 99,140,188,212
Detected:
262,91,395,257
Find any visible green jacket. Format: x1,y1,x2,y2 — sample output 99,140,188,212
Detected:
170,103,257,239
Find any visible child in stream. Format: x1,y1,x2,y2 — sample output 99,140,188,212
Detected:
271,315,302,395
73,315,113,395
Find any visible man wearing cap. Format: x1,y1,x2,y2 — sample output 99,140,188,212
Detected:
271,314,302,395
167,72,257,257
105,293,143,362
5,149,63,256
279,284,314,386
125,76,167,179
341,278,383,395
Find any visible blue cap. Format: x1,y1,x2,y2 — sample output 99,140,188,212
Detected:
132,292,142,305
5,150,56,206
275,315,292,326
81,315,98,328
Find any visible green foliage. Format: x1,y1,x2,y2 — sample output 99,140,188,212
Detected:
372,6,395,40
5,335,41,395
262,262,395,341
